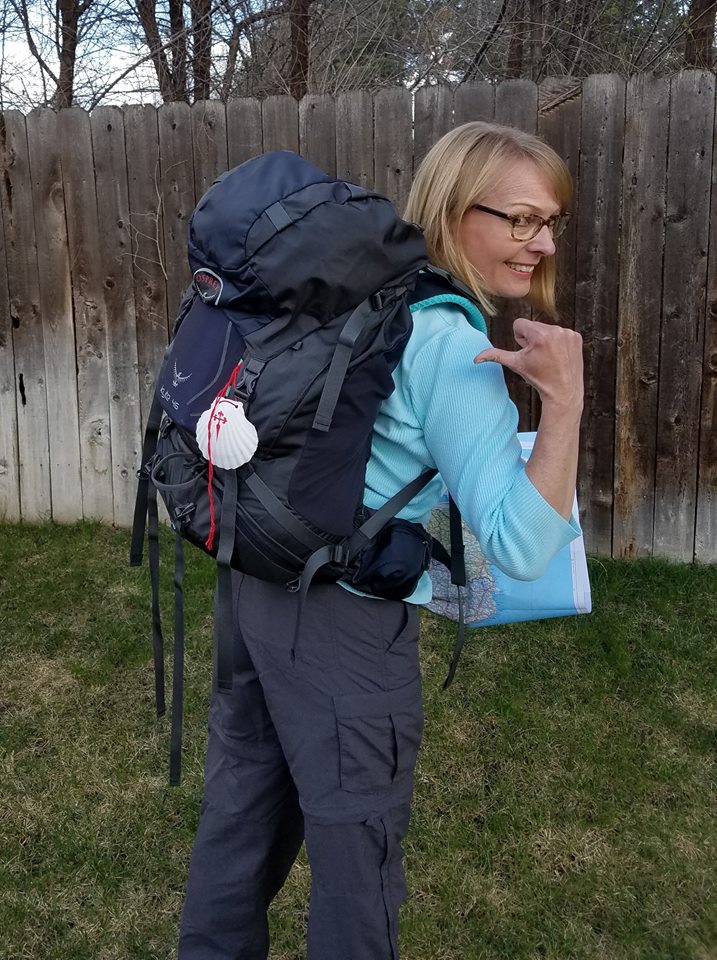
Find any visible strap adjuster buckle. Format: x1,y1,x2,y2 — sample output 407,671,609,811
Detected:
332,543,350,566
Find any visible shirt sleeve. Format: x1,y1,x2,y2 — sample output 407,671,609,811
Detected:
407,315,581,581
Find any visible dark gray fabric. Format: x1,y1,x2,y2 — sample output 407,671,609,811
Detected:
178,574,423,960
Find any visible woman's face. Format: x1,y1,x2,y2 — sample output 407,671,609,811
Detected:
456,158,560,299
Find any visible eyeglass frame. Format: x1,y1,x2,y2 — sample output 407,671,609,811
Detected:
471,203,570,241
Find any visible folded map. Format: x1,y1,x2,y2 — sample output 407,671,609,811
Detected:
426,432,592,627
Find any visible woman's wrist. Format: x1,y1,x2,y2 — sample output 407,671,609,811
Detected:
538,394,584,422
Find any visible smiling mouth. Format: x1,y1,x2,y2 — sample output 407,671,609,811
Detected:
506,262,536,275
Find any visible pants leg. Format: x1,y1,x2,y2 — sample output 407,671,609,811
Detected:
236,575,424,960
178,588,305,960
304,803,412,960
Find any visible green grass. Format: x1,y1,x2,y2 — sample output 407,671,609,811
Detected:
1,521,716,960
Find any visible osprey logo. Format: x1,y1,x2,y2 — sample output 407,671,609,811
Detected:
193,267,224,304
172,362,192,388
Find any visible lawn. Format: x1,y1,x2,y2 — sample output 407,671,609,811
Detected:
1,521,715,960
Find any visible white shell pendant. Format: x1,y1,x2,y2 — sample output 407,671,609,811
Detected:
195,398,259,469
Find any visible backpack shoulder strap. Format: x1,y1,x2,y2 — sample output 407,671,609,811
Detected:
408,264,488,335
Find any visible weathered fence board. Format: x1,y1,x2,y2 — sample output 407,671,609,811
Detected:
227,98,263,168
654,71,715,561
158,102,194,322
335,90,374,188
91,107,142,528
0,111,52,521
574,74,626,556
538,78,581,330
696,91,717,564
613,75,669,559
495,79,538,134
125,105,168,431
262,96,299,153
0,184,19,520
454,82,495,125
191,100,229,202
493,79,539,430
414,85,453,168
299,94,336,175
60,107,114,522
538,80,582,434
26,108,82,522
373,88,412,212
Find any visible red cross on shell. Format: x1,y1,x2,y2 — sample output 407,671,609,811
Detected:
196,398,259,468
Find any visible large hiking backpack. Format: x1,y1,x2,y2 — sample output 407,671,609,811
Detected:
130,151,453,781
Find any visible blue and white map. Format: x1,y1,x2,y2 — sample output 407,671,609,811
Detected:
426,432,592,628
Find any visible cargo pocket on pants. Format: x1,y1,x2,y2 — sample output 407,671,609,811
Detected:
333,678,423,795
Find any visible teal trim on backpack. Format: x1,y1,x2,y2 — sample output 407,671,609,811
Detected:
409,294,488,336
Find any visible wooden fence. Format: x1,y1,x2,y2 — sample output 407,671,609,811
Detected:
0,73,715,562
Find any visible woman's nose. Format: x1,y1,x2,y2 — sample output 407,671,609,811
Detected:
528,225,556,256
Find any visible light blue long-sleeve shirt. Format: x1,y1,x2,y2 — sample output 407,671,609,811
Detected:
351,298,581,604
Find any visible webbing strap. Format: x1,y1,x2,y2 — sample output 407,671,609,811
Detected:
265,201,293,232
146,483,165,718
443,589,465,689
430,538,451,569
444,497,467,688
297,543,340,604
422,263,482,306
129,391,164,567
350,468,438,545
291,468,438,663
298,467,438,604
312,299,373,432
448,497,466,586
346,183,367,199
215,469,238,694
168,531,185,785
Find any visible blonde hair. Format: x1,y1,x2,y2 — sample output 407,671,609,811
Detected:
404,121,572,319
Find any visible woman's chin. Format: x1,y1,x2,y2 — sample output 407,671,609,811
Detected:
496,273,533,299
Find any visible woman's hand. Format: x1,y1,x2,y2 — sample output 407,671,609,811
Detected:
475,317,584,519
474,317,584,411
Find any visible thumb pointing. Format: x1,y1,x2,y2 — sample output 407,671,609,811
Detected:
474,348,505,365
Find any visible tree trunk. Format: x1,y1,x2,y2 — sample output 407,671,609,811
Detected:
685,0,715,67
506,0,525,78
288,0,312,100
136,0,179,102
191,0,212,101
51,0,81,108
169,0,188,101
527,0,543,79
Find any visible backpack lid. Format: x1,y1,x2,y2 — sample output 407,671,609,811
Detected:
187,151,427,320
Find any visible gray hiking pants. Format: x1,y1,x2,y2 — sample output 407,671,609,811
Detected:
178,572,424,960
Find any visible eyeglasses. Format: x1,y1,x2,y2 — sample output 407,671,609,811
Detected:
472,203,570,241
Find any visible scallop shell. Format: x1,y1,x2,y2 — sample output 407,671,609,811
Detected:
195,398,258,469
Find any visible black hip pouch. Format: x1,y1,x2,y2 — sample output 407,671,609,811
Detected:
347,518,433,601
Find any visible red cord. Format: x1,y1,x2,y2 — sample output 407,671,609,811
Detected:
205,361,244,551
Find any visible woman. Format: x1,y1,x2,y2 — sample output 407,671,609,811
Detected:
178,121,583,960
